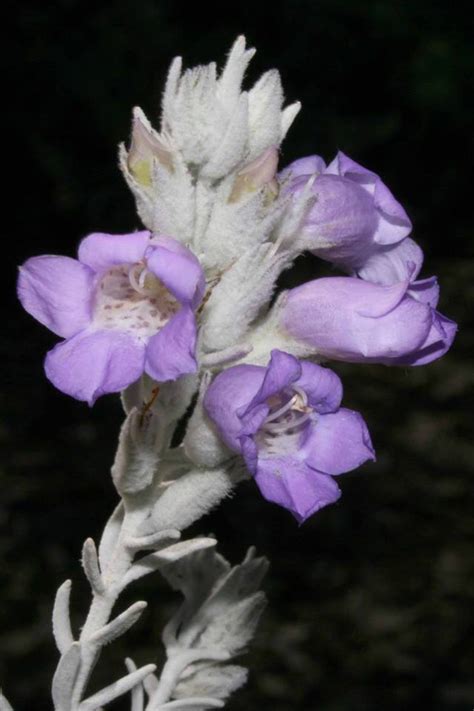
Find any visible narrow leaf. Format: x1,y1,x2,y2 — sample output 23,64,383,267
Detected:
148,469,235,532
90,601,147,646
124,659,144,711
82,538,105,595
155,538,217,563
52,580,74,654
0,692,14,711
98,501,124,569
280,101,301,138
122,538,216,589
143,672,159,698
79,664,156,710
155,698,224,710
51,642,81,711
126,529,181,552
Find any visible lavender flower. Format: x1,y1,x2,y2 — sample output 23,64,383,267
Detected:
279,276,457,366
18,231,205,404
204,349,374,523
282,151,416,283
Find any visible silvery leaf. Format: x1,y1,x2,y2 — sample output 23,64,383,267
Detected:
51,642,81,711
79,664,156,710
52,580,74,654
173,664,247,701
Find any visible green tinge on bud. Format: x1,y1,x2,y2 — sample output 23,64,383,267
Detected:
128,108,173,186
228,146,279,203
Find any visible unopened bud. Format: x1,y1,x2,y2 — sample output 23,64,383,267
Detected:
128,108,173,185
228,146,279,203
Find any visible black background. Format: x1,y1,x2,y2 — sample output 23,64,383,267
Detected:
2,1,473,709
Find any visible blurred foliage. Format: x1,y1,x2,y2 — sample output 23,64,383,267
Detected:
1,1,473,709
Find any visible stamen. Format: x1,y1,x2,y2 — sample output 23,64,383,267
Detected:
128,263,149,295
262,411,313,434
138,267,147,289
264,394,298,424
260,386,314,437
292,385,308,409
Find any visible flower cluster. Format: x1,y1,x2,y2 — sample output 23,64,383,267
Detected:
18,37,457,522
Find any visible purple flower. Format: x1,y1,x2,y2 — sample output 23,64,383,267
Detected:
355,236,423,286
18,231,205,404
281,151,415,283
204,349,374,523
280,276,457,366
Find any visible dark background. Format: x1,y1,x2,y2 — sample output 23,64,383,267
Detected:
2,1,473,709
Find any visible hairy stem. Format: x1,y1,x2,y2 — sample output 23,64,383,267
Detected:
69,503,148,708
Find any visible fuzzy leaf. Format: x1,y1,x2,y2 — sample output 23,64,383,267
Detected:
196,548,269,622
89,602,147,646
98,501,124,570
173,664,248,701
51,642,81,711
126,529,181,552
155,699,223,710
281,101,301,138
143,672,159,698
201,94,249,180
79,664,156,710
122,538,216,590
124,659,144,711
82,538,105,595
52,580,74,654
0,692,14,711
159,547,230,605
201,242,291,351
217,35,255,111
111,408,162,495
144,469,235,534
156,538,217,563
196,592,267,656
247,70,284,158
167,548,268,653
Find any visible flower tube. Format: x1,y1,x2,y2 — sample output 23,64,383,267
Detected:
279,276,457,366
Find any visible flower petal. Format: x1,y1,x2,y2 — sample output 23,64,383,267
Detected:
44,329,145,405
357,237,424,286
279,154,327,181
394,312,457,366
408,276,440,308
18,256,94,338
204,365,265,451
145,236,205,308
372,179,412,243
326,152,412,244
302,174,377,265
145,306,198,382
281,277,433,364
244,349,302,412
302,409,375,476
297,361,343,413
78,231,151,273
355,279,410,318
254,456,341,523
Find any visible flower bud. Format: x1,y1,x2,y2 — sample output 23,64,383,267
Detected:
128,108,173,185
279,276,457,367
228,146,279,203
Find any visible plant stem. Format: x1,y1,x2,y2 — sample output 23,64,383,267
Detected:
69,503,147,708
